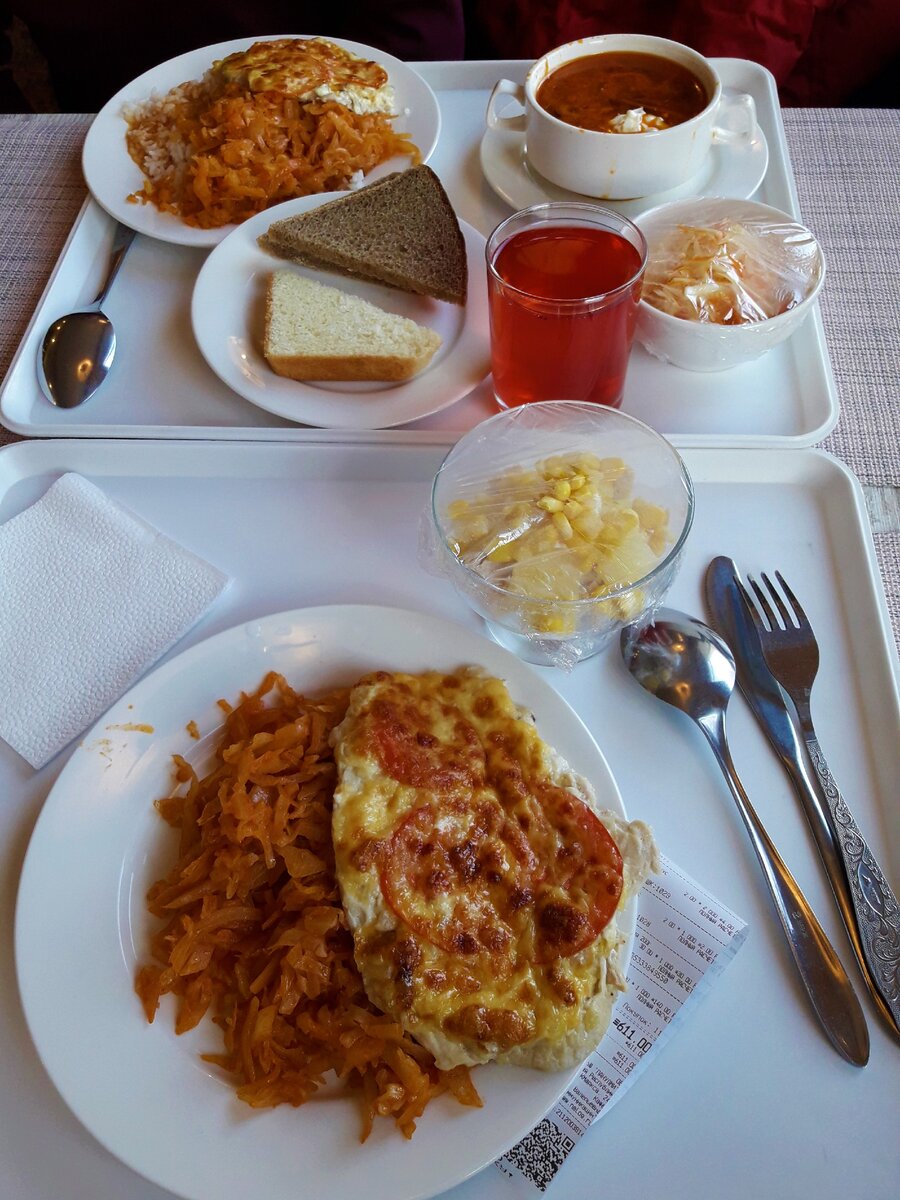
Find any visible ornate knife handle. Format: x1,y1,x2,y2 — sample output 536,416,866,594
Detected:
806,732,900,1027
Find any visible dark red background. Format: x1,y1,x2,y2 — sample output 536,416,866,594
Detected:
1,1,897,111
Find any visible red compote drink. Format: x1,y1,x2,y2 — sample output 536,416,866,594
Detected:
486,207,647,408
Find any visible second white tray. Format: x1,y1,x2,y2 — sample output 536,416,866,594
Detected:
0,437,896,1200
0,59,838,447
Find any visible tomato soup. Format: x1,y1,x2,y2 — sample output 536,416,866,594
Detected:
488,224,645,409
536,51,709,133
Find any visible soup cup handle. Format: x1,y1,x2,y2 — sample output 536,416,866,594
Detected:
486,80,527,132
712,91,758,144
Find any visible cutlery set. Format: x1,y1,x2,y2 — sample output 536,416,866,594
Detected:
623,556,900,1060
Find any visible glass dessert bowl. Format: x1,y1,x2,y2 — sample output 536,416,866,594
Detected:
427,402,695,668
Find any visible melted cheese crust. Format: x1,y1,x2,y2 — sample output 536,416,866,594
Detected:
331,669,658,1071
213,38,395,114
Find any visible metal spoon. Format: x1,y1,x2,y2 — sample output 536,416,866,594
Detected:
38,222,136,408
621,608,869,1067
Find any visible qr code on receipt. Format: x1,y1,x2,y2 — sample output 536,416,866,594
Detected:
501,1117,575,1192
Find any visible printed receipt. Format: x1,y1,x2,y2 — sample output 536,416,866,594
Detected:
496,856,748,1193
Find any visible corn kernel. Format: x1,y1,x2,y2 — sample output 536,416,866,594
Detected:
569,474,586,492
598,457,627,477
633,498,668,529
505,470,535,492
563,499,582,519
543,457,569,479
576,452,602,471
537,495,563,513
554,480,572,501
534,610,576,635
552,512,574,540
600,508,640,540
601,590,645,620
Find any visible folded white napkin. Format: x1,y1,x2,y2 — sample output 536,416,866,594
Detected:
0,473,229,769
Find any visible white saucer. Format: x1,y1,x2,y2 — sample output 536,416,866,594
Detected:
480,118,769,220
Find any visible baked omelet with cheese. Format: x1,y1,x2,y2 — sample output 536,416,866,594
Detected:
331,669,658,1071
212,38,396,115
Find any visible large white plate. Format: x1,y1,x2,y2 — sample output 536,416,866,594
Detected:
191,194,490,429
82,35,441,248
15,605,629,1200
480,113,768,220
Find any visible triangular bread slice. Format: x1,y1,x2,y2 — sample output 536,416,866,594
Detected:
259,166,468,305
263,271,442,382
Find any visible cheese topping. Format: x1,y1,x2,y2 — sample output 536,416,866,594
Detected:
332,669,656,1070
213,38,396,115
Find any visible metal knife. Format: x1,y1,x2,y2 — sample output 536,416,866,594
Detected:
704,555,900,1043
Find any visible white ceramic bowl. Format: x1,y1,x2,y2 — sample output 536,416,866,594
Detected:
635,197,825,372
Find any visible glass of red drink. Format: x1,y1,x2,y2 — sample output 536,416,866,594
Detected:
486,203,647,409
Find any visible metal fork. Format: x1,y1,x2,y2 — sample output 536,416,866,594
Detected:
737,570,900,1039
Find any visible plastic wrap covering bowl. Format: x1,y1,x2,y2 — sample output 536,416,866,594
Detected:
634,197,825,372
425,402,694,668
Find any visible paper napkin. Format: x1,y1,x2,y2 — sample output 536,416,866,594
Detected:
0,472,229,769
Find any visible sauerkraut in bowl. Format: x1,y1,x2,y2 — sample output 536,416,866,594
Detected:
634,198,825,371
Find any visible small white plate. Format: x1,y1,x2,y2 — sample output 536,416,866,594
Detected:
191,193,490,429
82,34,441,248
15,604,629,1200
480,113,769,220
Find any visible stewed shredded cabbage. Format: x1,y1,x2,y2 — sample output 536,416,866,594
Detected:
135,672,480,1140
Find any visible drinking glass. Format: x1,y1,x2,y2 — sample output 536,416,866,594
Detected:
486,203,647,409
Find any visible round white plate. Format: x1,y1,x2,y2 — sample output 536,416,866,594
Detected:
16,605,629,1200
82,34,441,248
191,194,490,429
480,114,769,221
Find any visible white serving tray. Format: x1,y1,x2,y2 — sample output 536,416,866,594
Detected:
1,437,896,1200
0,60,838,447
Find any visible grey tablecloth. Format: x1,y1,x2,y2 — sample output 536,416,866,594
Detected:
1,109,898,640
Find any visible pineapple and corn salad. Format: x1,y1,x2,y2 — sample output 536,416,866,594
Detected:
443,453,672,635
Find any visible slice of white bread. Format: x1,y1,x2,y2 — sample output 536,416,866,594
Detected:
263,271,442,382
259,166,468,305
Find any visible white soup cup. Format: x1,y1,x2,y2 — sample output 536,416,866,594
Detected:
486,34,757,200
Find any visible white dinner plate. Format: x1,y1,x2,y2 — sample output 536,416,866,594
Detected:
191,194,490,429
82,34,441,248
480,111,769,220
16,605,629,1200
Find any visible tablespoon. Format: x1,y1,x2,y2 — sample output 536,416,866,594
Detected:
620,609,869,1066
38,221,136,408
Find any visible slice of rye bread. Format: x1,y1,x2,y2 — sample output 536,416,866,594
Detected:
258,166,468,305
